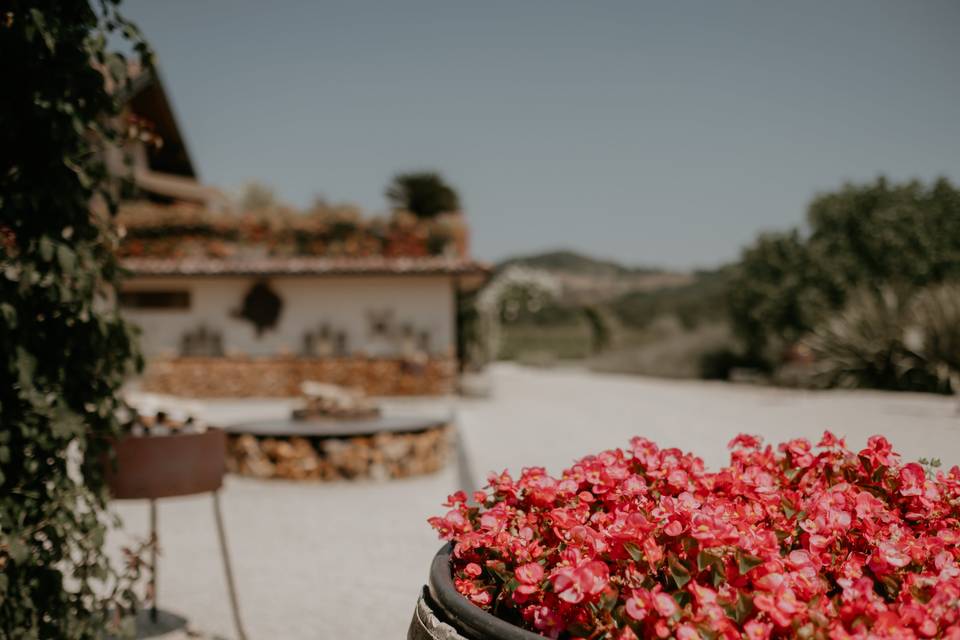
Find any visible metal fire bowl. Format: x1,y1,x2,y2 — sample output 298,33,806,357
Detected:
105,428,227,500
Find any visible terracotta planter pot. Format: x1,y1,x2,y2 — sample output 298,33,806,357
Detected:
104,428,226,499
408,542,544,640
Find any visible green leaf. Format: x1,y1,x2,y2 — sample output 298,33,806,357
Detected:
736,551,763,576
711,566,726,587
624,541,643,562
697,549,722,571
668,554,691,589
781,499,797,519
29,8,57,52
598,587,619,612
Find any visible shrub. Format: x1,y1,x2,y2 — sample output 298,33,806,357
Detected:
431,433,960,639
730,178,960,357
698,347,768,381
590,321,734,379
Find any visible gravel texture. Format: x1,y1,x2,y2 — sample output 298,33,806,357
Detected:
109,363,959,639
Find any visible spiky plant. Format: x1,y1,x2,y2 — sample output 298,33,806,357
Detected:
804,288,941,391
909,283,960,395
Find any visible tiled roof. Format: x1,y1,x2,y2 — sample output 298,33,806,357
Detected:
121,256,490,277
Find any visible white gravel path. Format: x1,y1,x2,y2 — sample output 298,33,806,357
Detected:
458,364,960,475
108,364,960,639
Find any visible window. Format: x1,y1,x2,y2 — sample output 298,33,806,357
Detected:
119,290,191,310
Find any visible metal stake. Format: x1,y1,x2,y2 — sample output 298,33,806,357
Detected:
149,498,158,624
212,490,249,640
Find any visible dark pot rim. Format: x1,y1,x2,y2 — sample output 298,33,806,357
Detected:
428,542,545,640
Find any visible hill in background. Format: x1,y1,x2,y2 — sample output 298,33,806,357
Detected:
495,249,695,304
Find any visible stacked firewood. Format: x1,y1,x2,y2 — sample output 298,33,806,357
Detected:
291,381,381,420
141,356,456,398
226,425,451,481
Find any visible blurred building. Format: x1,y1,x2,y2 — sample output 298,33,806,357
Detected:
111,66,488,397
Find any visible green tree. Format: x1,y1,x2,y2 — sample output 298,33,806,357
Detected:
729,177,960,358
728,230,834,357
1,2,148,636
385,171,461,218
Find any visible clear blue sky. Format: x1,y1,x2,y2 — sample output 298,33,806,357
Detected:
125,0,959,269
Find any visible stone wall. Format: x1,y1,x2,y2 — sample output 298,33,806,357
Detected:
140,356,457,397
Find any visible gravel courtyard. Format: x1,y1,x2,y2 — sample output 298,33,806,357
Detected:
108,364,960,639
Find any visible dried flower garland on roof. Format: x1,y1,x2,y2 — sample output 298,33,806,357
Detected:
430,434,960,639
117,201,468,259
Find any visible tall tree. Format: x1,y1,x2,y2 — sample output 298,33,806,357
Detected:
385,171,461,218
1,2,147,636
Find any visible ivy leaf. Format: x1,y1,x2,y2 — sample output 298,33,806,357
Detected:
0,303,16,328
7,537,29,564
57,244,76,272
39,236,54,262
29,9,57,52
736,551,763,576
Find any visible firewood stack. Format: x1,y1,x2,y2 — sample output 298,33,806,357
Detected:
291,381,381,420
225,425,451,481
141,356,456,397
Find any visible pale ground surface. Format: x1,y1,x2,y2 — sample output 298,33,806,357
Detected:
108,363,960,639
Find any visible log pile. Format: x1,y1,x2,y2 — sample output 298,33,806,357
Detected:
291,381,381,420
140,356,457,397
226,425,451,481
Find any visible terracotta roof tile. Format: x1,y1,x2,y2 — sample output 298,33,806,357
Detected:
121,256,490,277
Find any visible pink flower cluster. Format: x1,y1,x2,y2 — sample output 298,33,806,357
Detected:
429,434,960,639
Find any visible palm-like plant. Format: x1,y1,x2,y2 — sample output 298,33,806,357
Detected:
909,283,960,395
804,288,939,391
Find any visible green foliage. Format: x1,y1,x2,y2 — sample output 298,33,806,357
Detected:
612,268,733,330
385,171,461,219
729,178,960,357
590,321,736,379
456,289,484,371
498,325,594,361
1,2,147,637
698,347,769,381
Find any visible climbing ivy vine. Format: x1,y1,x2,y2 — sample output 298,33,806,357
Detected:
1,1,149,637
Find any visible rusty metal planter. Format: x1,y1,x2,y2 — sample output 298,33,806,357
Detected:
103,428,246,639
105,428,226,499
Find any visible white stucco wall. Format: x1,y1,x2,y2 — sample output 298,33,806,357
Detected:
121,275,455,358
